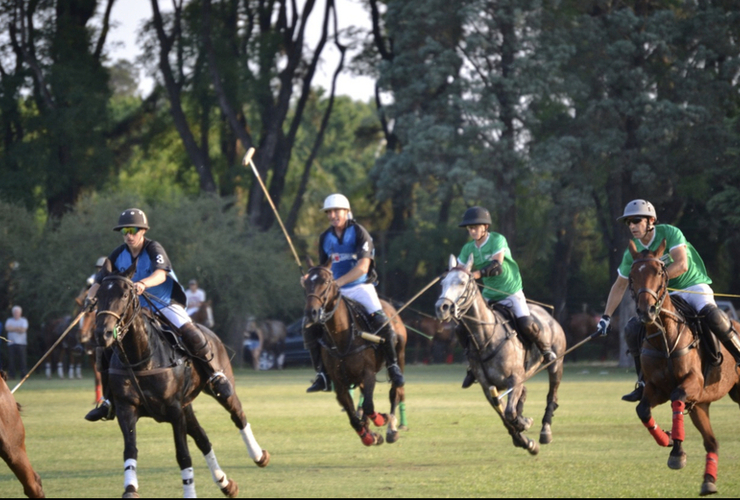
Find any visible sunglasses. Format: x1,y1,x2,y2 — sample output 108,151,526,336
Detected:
121,227,140,236
625,218,644,226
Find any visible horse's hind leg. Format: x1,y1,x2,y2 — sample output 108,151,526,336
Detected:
688,403,720,496
184,405,238,498
386,385,405,443
540,362,562,445
168,408,198,498
213,393,269,467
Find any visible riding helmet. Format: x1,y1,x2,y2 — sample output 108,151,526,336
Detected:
113,208,150,231
616,199,656,222
322,194,351,212
459,206,492,227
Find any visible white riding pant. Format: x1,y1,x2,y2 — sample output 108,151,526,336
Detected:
339,283,383,314
156,303,192,329
669,283,716,312
495,290,531,318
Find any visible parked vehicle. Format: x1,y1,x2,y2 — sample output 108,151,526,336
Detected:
717,300,738,321
243,319,310,369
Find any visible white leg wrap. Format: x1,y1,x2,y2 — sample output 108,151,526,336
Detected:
204,449,229,489
181,467,196,498
68,366,74,379
240,423,263,462
57,362,64,379
123,459,138,491
45,363,51,379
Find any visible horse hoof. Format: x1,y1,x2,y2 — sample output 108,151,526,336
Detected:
386,430,399,444
540,424,552,445
122,485,140,498
374,433,384,446
700,481,718,496
399,425,409,431
667,451,687,470
254,450,270,468
522,417,533,431
526,438,540,455
221,479,239,498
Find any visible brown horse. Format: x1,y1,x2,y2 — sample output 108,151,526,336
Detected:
75,289,103,403
435,255,566,455
244,316,287,370
628,239,740,496
94,261,269,498
302,262,407,446
0,371,44,498
40,315,82,380
189,300,214,329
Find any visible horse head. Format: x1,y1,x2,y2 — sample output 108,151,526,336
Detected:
94,259,140,348
628,238,668,325
435,254,475,322
302,260,339,327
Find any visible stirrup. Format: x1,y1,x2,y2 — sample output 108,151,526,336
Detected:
208,372,233,399
462,370,476,389
306,372,331,393
85,400,114,422
622,381,644,402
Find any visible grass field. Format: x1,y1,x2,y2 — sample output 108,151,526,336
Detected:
1,363,739,498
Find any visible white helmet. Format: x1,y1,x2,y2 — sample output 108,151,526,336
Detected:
617,199,657,222
322,194,351,212
95,256,107,268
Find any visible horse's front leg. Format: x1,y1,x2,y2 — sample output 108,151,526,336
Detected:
504,380,531,432
667,386,690,470
167,407,197,498
483,383,538,455
688,403,719,496
336,382,382,446
116,406,140,499
635,386,674,450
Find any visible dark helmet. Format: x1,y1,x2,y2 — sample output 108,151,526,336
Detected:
459,206,492,227
113,208,150,231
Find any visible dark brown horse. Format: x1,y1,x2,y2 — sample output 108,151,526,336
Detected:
0,371,44,498
302,262,407,446
189,300,214,329
435,255,566,455
40,315,82,380
402,311,457,364
75,289,103,403
628,239,740,496
94,261,269,498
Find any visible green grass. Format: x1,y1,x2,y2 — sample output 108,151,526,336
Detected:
2,363,739,498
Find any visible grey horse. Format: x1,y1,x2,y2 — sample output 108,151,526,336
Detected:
435,255,566,454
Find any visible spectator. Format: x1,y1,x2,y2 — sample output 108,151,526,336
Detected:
5,306,28,380
185,279,206,317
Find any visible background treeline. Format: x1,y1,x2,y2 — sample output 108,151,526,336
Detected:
1,0,740,365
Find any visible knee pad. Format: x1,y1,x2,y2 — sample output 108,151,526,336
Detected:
701,305,733,339
516,316,539,340
625,317,644,355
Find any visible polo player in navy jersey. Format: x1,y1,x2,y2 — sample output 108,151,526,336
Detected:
82,208,233,422
302,194,404,393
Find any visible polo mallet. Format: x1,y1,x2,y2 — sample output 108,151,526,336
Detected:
11,309,87,394
491,330,602,406
367,276,442,343
243,147,304,275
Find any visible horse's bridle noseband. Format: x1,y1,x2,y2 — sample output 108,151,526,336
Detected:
440,267,478,321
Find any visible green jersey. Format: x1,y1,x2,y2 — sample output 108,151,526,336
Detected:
617,224,711,290
458,232,523,302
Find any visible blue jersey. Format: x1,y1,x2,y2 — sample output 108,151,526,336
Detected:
102,239,187,309
318,220,377,289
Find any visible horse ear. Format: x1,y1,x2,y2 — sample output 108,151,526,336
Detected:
656,238,666,257
122,263,136,279
628,240,638,258
322,258,332,269
465,254,474,272
306,256,315,268
448,254,457,270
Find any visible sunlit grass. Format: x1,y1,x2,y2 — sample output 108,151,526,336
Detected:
1,363,739,497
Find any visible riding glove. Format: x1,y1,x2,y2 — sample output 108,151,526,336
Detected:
83,296,98,312
480,260,502,278
597,315,611,337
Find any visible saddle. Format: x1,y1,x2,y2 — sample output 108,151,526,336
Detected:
485,301,543,365
670,295,722,369
342,297,376,338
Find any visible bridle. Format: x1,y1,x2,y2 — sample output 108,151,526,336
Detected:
304,267,341,324
629,257,668,313
96,275,141,342
439,267,479,321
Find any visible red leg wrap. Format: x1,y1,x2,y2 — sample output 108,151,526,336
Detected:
368,412,388,427
671,400,685,442
357,428,374,446
95,385,103,403
705,452,718,481
643,417,671,447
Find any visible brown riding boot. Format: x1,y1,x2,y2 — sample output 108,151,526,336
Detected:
180,322,233,398
517,316,556,362
702,305,740,365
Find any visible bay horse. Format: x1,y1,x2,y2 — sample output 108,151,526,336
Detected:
244,316,287,370
402,310,457,364
41,315,82,380
302,262,407,446
435,255,566,455
627,239,740,496
94,261,269,498
189,300,214,329
75,288,104,402
0,371,44,498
